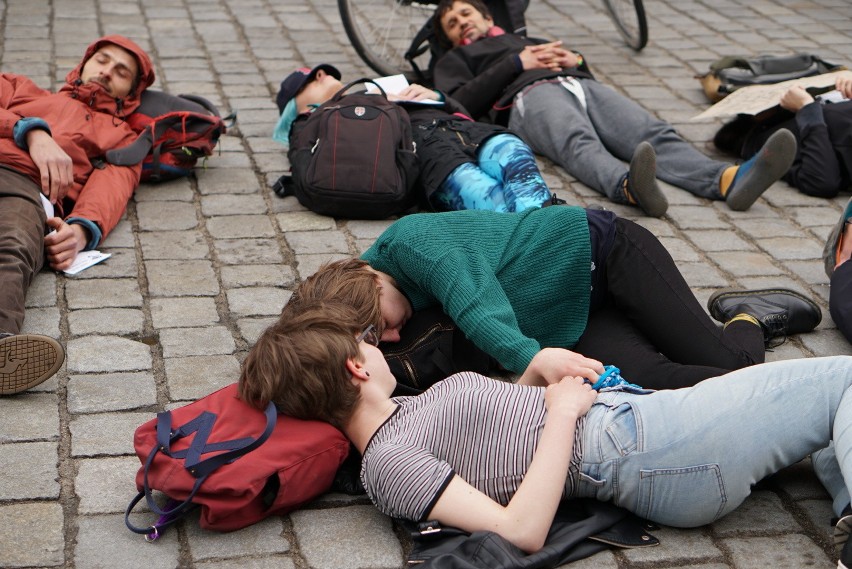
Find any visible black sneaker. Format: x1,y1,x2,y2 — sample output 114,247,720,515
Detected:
837,513,852,568
707,288,822,342
625,142,668,218
0,334,65,395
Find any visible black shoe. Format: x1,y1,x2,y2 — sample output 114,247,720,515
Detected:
0,334,65,395
837,513,852,568
625,142,668,218
542,194,568,207
707,288,822,342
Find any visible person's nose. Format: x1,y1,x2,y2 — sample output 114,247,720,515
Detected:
380,328,401,343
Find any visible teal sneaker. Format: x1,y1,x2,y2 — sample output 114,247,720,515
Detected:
824,196,852,278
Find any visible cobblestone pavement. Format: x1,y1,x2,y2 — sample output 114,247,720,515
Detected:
2,0,852,567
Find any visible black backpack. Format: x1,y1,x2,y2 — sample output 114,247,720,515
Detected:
276,79,419,219
697,53,845,102
106,90,234,182
382,307,497,396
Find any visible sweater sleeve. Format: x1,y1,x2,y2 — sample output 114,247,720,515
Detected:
392,243,541,373
786,102,842,198
434,49,521,121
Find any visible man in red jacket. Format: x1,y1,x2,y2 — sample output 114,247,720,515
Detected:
0,35,155,395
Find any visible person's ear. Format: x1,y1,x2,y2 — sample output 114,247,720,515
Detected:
314,69,326,81
345,357,369,383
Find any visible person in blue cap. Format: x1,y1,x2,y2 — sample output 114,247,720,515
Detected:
273,64,558,213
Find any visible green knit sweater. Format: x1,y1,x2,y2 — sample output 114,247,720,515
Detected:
361,207,592,373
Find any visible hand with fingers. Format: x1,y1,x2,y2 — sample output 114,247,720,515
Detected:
779,85,814,112
544,375,598,420
518,347,605,387
43,218,89,271
27,129,74,204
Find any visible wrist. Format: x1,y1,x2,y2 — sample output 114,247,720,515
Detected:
13,117,51,151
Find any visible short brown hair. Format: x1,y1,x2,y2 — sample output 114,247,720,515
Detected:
238,301,363,428
433,0,493,50
289,259,384,336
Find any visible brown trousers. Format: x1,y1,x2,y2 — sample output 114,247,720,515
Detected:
0,167,46,334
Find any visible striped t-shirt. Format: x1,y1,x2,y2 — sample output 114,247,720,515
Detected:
360,372,586,521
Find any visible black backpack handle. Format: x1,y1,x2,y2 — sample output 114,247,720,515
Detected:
332,78,389,101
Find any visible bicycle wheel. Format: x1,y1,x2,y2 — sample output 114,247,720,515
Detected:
602,0,648,51
339,0,437,77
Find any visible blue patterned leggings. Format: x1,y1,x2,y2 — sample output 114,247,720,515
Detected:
431,134,551,212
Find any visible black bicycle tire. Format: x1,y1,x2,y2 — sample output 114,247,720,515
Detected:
338,0,410,76
603,0,648,51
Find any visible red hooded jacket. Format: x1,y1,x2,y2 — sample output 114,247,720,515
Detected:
0,35,155,244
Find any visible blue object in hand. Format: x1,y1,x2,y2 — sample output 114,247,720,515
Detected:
590,365,643,391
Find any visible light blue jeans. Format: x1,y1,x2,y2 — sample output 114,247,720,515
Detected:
431,133,551,213
576,356,852,526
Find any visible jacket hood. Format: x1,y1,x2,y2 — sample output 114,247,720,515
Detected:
63,35,156,116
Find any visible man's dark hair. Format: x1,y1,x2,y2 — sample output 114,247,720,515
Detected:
433,0,493,50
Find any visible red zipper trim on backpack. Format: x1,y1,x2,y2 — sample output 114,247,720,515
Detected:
371,116,384,193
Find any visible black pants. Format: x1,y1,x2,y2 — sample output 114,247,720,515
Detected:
831,262,852,344
574,218,765,390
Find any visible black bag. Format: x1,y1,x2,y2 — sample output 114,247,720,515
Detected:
698,53,845,102
278,79,419,219
381,307,497,396
404,500,659,568
106,90,234,182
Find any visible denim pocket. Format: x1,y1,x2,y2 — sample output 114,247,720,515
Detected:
637,464,727,527
604,404,638,457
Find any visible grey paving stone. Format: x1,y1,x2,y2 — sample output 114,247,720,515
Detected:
137,200,199,231
70,412,149,457
711,491,801,535
226,287,291,317
202,193,267,216
67,372,157,413
68,307,145,336
146,260,219,296
237,317,277,345
623,526,722,564
197,557,296,569
65,278,143,309
286,230,350,255
294,253,351,279
75,514,180,569
554,550,618,568
214,238,285,265
756,237,825,261
723,534,833,568
196,167,262,194
164,355,241,400
151,297,221,328
0,393,58,442
159,326,236,357
207,214,276,239
19,305,60,337
667,206,731,230
67,336,152,374
709,251,785,277
140,230,211,260
291,505,403,569
275,211,336,231
221,264,296,288
798,498,836,545
75,456,141,513
23,271,57,308
134,178,194,201
187,516,290,561
799,331,852,358
0,441,59,499
0,502,64,567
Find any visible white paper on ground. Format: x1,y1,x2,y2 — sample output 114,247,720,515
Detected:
63,251,111,276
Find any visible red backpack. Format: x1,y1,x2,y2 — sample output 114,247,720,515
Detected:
106,90,233,182
125,383,350,537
